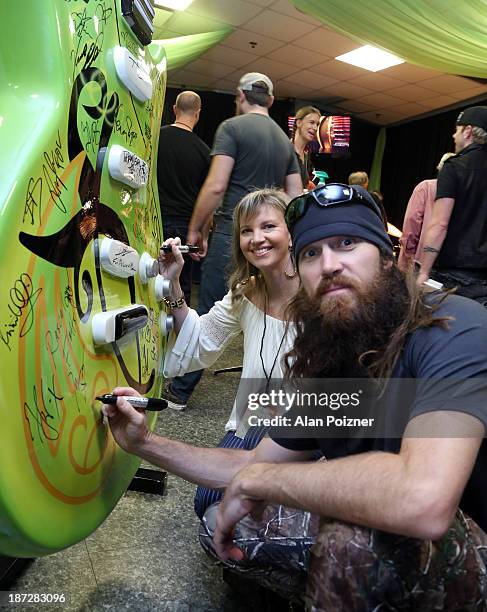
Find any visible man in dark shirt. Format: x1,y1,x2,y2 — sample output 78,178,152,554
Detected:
105,185,487,608
157,91,210,305
417,106,487,305
163,72,301,410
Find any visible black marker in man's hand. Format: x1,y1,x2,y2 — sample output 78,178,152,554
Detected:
96,394,168,411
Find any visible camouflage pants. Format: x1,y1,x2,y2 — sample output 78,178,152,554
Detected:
199,504,487,610
308,511,487,611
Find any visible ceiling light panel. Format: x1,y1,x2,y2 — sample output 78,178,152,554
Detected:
336,45,404,72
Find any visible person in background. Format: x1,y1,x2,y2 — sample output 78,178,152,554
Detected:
156,91,210,305
398,153,455,270
417,106,487,305
348,170,369,189
163,72,301,411
291,106,321,190
160,189,299,517
349,171,388,228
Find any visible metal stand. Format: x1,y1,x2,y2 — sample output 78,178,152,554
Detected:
0,556,33,589
128,467,167,495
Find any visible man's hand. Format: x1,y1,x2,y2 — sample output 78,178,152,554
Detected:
187,227,207,260
102,387,151,454
213,465,266,562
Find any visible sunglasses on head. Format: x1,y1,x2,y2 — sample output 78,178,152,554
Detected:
285,183,383,230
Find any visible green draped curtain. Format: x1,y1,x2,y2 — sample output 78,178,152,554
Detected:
369,127,387,192
149,29,233,72
291,0,487,78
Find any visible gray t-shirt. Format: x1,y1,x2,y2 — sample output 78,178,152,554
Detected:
211,113,300,231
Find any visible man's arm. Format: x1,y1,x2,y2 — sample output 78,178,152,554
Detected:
416,197,455,283
284,173,303,199
214,412,483,560
104,388,311,488
187,155,234,257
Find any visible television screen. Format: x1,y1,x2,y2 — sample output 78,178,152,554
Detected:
318,115,351,155
288,115,351,156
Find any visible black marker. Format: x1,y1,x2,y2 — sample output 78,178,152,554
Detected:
161,244,199,253
96,394,168,411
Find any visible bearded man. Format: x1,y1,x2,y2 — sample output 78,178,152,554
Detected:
104,184,487,610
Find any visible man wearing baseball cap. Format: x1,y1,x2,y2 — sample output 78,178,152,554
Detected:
163,73,301,410
417,105,487,306
106,185,487,608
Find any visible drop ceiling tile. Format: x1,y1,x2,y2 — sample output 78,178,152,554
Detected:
358,109,404,125
358,92,410,109
183,57,236,79
185,0,264,27
273,80,317,98
222,28,285,54
324,81,374,99
293,26,358,56
419,74,477,94
212,77,240,93
449,85,487,101
199,44,259,68
386,84,445,102
266,44,330,69
391,102,428,116
336,99,376,112
310,59,365,81
417,94,459,109
284,69,337,90
225,57,300,82
347,72,407,92
243,10,318,42
383,63,443,83
267,0,322,26
168,68,216,88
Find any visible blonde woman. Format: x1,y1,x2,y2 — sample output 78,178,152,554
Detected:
292,105,321,189
160,188,299,516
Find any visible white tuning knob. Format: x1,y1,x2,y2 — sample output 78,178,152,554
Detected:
159,311,174,336
154,275,172,301
139,252,158,284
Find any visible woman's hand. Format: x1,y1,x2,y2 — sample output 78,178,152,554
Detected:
158,237,185,282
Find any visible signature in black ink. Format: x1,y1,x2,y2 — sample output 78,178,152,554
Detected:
23,131,67,225
42,130,67,213
113,106,138,147
120,31,139,56
80,118,101,154
23,177,43,226
72,7,93,39
75,39,101,70
23,376,63,443
94,1,113,26
0,273,42,352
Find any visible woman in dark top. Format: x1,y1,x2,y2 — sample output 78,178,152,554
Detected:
291,106,320,190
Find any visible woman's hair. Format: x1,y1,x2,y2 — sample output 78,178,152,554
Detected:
229,188,290,305
292,106,320,141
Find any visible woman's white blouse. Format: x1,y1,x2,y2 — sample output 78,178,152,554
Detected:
163,290,295,433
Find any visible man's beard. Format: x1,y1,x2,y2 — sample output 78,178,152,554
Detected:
286,264,410,379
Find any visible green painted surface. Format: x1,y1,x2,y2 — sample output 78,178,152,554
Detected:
0,0,167,557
